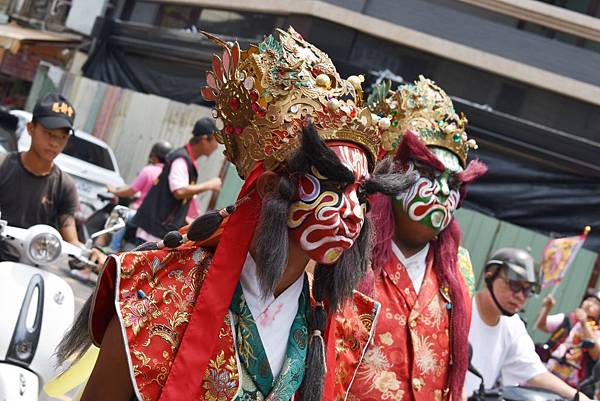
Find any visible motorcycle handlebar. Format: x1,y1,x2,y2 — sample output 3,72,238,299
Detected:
68,252,99,271
97,193,116,203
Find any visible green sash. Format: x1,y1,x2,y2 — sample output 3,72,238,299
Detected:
230,277,308,401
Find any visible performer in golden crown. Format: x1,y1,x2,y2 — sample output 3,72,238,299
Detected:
57,27,417,401
336,76,486,401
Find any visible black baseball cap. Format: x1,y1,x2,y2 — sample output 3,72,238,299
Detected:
192,117,217,137
32,93,76,133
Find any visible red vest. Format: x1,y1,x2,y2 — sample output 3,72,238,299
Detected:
337,249,472,401
90,245,380,401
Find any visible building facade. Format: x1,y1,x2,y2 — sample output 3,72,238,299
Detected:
87,0,599,249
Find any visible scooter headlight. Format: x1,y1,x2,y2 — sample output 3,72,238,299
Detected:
25,225,63,264
29,232,62,264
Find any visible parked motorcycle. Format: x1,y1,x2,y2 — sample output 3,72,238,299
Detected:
0,209,128,400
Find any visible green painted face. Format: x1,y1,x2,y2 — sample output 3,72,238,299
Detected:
394,148,464,231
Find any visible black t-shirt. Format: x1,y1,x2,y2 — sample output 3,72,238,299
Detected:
0,152,79,230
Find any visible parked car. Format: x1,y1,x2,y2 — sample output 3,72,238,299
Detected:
6,110,126,219
0,106,18,153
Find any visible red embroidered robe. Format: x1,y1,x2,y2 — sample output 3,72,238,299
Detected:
90,244,380,401
337,249,472,401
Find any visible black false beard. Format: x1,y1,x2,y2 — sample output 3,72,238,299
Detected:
312,217,373,311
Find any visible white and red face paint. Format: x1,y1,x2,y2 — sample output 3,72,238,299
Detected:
395,148,463,232
288,144,369,264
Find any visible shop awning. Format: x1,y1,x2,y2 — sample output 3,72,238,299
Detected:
0,22,81,54
0,23,81,81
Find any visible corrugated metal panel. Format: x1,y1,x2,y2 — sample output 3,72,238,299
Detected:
82,83,107,134
454,208,500,287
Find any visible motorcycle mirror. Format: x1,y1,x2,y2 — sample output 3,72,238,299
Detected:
113,205,130,220
104,206,130,229
468,343,486,393
468,343,473,363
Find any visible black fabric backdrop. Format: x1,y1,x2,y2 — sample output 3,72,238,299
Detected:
81,41,600,252
464,147,600,251
83,42,206,104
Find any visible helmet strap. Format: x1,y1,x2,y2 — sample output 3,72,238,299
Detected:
485,268,516,317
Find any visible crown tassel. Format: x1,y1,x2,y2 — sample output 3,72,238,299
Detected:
132,206,236,252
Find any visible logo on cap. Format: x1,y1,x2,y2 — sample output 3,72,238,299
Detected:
52,102,74,118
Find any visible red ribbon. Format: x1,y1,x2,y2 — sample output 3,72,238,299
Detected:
159,163,264,401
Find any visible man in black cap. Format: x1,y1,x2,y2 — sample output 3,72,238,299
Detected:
133,117,222,242
0,93,81,261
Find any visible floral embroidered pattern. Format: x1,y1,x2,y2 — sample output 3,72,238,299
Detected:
121,290,161,335
379,332,394,346
96,244,380,401
203,351,239,401
359,345,392,389
343,250,472,401
357,346,405,401
105,246,241,401
374,371,402,393
413,334,437,375
334,291,381,400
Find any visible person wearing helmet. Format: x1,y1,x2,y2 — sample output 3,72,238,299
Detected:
465,248,590,400
107,140,173,208
105,141,173,251
535,289,600,395
149,140,172,164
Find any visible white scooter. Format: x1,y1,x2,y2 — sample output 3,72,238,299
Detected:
0,207,128,400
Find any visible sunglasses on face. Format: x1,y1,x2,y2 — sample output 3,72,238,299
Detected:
503,278,536,298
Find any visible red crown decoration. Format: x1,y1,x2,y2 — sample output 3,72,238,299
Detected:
201,27,382,178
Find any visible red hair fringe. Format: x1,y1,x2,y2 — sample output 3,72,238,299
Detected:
457,159,488,207
394,130,446,171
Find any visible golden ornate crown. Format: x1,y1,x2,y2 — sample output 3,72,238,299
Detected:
367,75,477,166
201,27,382,178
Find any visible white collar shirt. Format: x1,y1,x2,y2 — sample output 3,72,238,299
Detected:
390,241,430,294
238,253,304,379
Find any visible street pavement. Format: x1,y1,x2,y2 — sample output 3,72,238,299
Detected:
40,258,94,401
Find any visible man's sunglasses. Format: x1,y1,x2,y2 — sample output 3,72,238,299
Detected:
504,278,537,298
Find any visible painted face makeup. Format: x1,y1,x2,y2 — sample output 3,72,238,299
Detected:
395,148,463,232
288,144,369,264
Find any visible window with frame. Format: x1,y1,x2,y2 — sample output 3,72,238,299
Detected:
122,1,285,39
